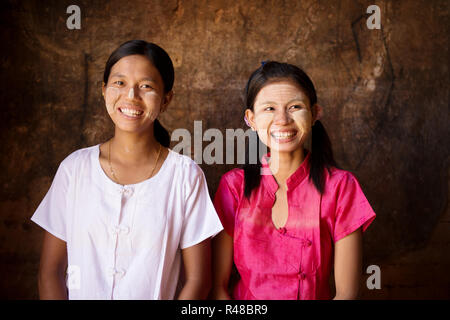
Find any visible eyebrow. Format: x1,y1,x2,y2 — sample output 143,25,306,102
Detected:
110,73,125,78
256,97,308,107
139,77,157,83
109,73,157,83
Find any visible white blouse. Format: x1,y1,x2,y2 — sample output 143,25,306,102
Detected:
31,144,223,299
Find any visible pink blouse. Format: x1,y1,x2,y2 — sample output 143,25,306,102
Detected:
213,152,376,300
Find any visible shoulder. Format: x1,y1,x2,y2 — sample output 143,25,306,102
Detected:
166,149,203,176
327,167,357,182
325,167,362,195
167,149,198,167
221,168,244,185
58,144,98,173
217,168,244,196
165,150,209,190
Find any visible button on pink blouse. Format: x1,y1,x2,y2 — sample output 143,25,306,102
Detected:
214,152,376,300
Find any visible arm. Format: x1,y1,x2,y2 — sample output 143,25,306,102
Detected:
38,231,68,299
177,238,212,300
210,230,233,299
333,228,362,300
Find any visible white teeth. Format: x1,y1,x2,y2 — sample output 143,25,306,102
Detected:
271,131,296,138
120,108,143,117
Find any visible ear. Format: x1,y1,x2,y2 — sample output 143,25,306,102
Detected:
312,104,323,125
102,82,106,100
160,90,173,113
245,109,256,131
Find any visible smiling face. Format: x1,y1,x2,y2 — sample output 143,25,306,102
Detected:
246,79,318,154
102,54,172,134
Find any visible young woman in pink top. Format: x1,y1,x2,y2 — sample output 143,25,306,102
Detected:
211,61,376,300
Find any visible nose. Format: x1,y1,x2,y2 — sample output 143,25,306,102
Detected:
125,84,140,100
273,109,291,125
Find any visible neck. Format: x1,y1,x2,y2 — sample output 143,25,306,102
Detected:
269,148,305,189
111,125,159,164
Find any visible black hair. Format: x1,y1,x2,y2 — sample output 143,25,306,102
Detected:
103,40,173,147
243,61,338,198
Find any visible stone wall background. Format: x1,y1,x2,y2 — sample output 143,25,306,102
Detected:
0,0,448,299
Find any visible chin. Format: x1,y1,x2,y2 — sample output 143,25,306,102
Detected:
268,139,303,154
270,146,301,154
114,122,151,134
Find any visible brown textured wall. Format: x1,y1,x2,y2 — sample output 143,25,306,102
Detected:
0,0,448,299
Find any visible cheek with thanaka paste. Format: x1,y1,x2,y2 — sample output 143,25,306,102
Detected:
253,113,272,147
143,91,161,122
105,87,120,115
293,110,312,143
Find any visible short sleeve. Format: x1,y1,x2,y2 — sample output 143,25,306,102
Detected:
213,173,240,237
31,160,71,242
180,165,224,249
333,172,376,243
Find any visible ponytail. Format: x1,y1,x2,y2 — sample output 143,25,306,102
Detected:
309,120,338,194
154,119,170,148
243,133,263,199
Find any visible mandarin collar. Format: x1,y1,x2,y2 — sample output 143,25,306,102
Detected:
261,151,311,193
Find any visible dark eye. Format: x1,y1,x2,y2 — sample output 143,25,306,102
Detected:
264,106,275,111
113,80,124,86
290,104,303,110
140,84,154,89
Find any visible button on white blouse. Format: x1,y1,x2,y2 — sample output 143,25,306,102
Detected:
31,145,223,299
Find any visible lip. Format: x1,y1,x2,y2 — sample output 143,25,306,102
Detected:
118,105,145,119
269,129,298,143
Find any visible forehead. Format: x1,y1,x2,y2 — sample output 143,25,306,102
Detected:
254,80,309,105
110,54,160,79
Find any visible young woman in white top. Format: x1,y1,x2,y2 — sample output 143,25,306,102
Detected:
31,40,223,300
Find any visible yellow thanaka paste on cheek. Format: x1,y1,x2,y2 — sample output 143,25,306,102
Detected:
105,87,120,115
143,90,161,122
291,109,312,142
